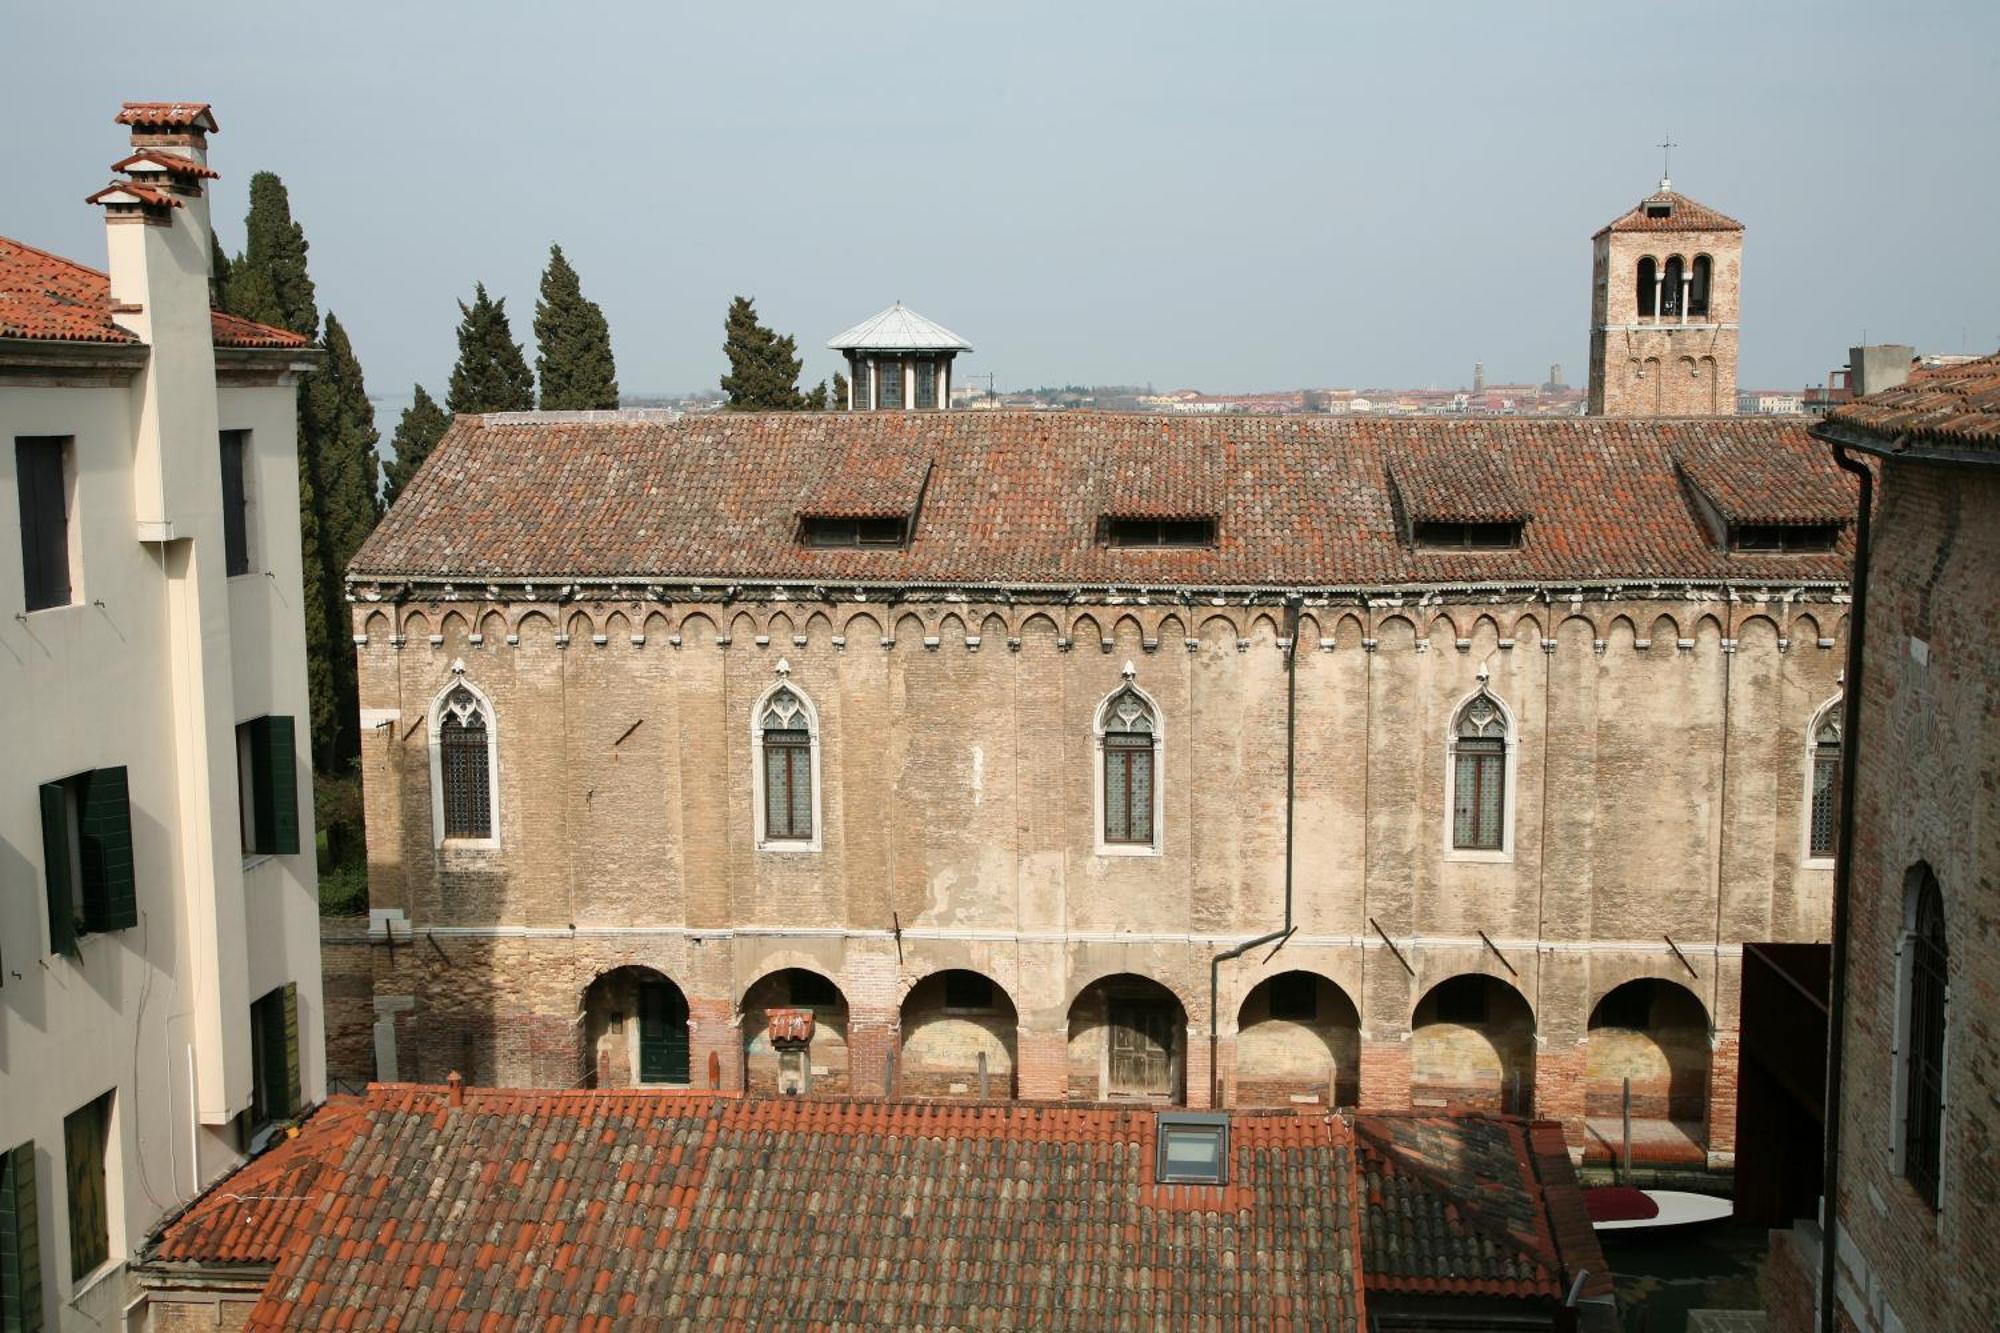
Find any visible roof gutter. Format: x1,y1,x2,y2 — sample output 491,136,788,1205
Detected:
1207,593,1302,1107
1814,417,2000,471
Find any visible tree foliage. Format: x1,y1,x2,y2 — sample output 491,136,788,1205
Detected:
447,283,536,415
719,296,809,410
223,172,317,338
533,244,619,410
383,384,449,507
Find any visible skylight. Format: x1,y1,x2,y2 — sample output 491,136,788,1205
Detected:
1155,1112,1230,1185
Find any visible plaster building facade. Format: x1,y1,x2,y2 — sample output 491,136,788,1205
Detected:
1587,181,1743,417
1766,355,1999,1333
0,104,324,1329
330,408,1853,1169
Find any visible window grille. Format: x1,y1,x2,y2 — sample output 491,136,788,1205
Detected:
1451,694,1507,851
761,688,813,842
877,359,903,409
914,360,936,409
1904,866,1948,1207
1810,712,1841,858
1102,689,1157,845
439,688,491,839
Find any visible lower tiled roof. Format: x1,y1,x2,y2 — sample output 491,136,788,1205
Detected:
1825,352,2000,452
350,410,1854,589
157,1088,1366,1331
0,233,307,349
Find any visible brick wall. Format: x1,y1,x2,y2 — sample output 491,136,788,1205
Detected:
1588,225,1743,417
335,592,1843,1147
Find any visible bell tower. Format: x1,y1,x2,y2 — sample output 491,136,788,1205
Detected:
1587,169,1743,417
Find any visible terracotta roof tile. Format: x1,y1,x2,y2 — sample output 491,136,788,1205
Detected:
153,1089,1367,1330
148,1099,368,1265
1389,450,1530,524
85,180,183,210
1674,438,1852,526
1826,352,2000,452
116,101,219,131
0,233,307,349
351,411,1853,589
1595,189,1743,236
112,149,220,180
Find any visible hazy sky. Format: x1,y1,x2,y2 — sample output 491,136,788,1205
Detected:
5,2,1996,397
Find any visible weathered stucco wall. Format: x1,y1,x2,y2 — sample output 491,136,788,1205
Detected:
335,591,1843,1152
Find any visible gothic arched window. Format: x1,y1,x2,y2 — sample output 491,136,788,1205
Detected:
1689,254,1713,318
1661,255,1685,317
1808,702,1842,860
1449,691,1511,853
1636,256,1658,317
430,679,498,846
754,680,820,849
1096,679,1161,852
1900,865,1948,1207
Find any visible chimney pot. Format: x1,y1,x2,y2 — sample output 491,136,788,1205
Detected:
446,1071,465,1107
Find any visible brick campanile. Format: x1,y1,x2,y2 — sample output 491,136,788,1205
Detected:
1587,179,1744,417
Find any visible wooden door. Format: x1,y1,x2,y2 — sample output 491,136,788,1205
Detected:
637,983,689,1084
1107,1003,1173,1097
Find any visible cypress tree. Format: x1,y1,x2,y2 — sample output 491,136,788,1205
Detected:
447,283,536,415
382,384,449,507
832,371,850,410
719,296,807,410
209,230,232,310
533,244,619,410
223,172,317,338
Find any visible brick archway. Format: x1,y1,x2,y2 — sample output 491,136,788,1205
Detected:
1411,974,1536,1115
1233,971,1360,1109
897,969,1018,1099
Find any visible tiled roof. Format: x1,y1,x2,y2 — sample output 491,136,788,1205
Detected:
0,234,307,349
1389,451,1530,524
1824,352,2000,453
1355,1114,1611,1303
765,1007,815,1044
147,1100,369,1265
1595,189,1743,236
112,149,219,180
151,1088,1365,1331
116,101,219,131
1674,439,1853,526
795,441,932,519
85,180,183,210
351,411,1854,589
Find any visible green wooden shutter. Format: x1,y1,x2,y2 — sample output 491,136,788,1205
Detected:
1,1141,44,1333
36,785,76,958
281,982,302,1116
258,717,300,855
77,768,135,933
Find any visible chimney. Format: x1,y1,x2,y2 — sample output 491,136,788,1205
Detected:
446,1071,465,1107
88,101,222,540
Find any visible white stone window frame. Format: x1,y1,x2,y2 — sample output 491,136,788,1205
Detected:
1093,667,1165,857
1800,694,1843,869
751,671,823,854
428,673,500,850
1442,686,1519,864
1887,866,1952,1212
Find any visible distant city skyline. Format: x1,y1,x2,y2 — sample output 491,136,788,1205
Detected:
5,2,1996,400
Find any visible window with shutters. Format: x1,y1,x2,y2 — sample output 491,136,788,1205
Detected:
753,679,820,851
236,716,300,858
1806,700,1842,863
1897,865,1948,1209
14,436,77,613
37,768,137,956
219,430,252,576
1447,690,1513,857
1,1140,43,1333
61,1093,110,1283
248,984,302,1130
429,679,498,847
1095,678,1162,854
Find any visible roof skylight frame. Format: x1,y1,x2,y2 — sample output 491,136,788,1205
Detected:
1155,1111,1230,1186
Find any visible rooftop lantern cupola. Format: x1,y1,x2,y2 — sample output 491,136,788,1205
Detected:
827,302,971,411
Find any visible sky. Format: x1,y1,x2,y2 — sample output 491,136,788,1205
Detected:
4,1,1997,398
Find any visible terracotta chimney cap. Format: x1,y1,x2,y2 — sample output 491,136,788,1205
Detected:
446,1071,465,1106
115,102,219,133
766,1007,816,1048
112,149,219,181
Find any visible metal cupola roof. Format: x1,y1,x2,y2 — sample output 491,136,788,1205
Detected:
827,301,972,352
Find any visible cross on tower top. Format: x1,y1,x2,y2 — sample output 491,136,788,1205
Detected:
1658,133,1677,191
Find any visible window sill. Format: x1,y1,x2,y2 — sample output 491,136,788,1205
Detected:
20,601,84,617
1801,856,1836,871
1444,848,1513,865
438,838,500,853
1095,843,1163,858
241,852,277,873
756,841,822,855
68,1257,124,1304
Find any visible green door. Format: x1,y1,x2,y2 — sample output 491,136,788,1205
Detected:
637,983,689,1084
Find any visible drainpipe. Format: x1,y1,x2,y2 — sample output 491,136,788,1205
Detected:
1817,444,1871,1333
1208,595,1302,1106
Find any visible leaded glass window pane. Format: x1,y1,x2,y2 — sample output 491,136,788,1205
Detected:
878,359,903,409
1904,869,1947,1207
914,360,936,409
764,730,811,840
439,689,491,839
1810,748,1840,857
1453,740,1504,850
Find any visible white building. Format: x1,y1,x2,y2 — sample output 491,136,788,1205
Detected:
1,102,323,1327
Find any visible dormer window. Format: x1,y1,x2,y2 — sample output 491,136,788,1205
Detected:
801,515,905,547
1414,520,1522,550
1645,198,1673,219
1728,523,1841,553
1103,516,1216,548
1155,1112,1229,1185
